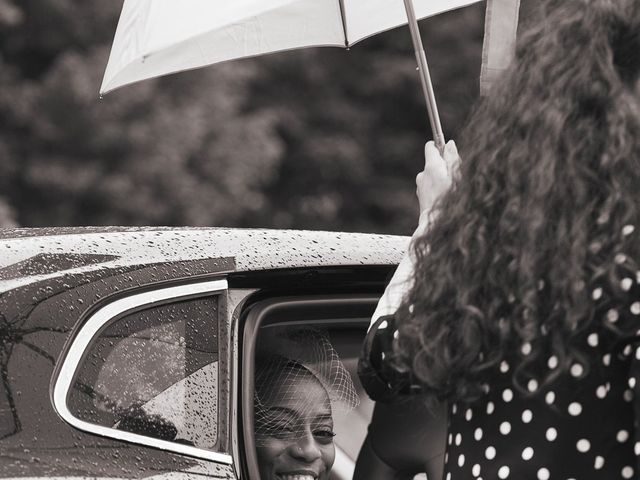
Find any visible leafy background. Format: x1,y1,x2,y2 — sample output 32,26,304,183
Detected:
0,0,485,234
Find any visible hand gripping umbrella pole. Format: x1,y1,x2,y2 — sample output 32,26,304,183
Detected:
403,0,446,152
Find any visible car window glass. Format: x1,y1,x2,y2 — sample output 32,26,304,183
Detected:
67,297,219,449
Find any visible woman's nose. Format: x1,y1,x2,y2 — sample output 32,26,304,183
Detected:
289,432,322,462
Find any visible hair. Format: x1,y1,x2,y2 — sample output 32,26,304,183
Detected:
254,354,322,405
254,354,331,441
393,0,640,403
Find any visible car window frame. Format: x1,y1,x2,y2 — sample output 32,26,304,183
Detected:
239,294,379,480
53,279,232,465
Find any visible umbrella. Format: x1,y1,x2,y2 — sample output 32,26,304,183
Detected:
101,0,483,149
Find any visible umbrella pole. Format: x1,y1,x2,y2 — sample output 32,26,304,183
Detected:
403,0,446,151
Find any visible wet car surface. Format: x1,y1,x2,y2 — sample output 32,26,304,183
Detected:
0,227,408,480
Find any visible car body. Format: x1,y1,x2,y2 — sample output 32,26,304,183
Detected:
0,227,408,480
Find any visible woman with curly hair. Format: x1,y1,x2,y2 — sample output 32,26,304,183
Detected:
358,0,640,478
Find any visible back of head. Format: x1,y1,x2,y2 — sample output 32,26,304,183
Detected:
395,0,640,402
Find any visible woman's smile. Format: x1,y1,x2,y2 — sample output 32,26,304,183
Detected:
275,470,318,480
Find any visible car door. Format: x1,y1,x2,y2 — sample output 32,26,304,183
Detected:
1,258,239,480
226,265,395,480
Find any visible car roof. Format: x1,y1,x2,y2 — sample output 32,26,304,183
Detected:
0,227,409,292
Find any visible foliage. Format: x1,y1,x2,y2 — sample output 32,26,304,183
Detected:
0,0,484,234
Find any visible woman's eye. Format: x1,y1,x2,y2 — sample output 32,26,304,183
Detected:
258,422,294,439
313,429,336,441
274,423,295,433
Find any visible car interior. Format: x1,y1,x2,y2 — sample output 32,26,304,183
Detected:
240,294,380,480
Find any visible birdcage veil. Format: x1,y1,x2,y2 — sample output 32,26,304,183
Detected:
253,327,359,444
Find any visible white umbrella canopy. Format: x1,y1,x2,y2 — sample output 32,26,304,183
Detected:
100,0,483,96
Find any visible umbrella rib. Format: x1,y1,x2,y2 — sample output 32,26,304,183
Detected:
337,0,348,47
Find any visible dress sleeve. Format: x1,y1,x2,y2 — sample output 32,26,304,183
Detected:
361,213,434,400
369,248,416,323
369,213,431,329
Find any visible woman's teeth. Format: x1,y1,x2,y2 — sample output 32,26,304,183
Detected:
277,475,316,480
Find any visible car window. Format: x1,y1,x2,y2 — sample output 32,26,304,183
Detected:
67,297,219,450
254,324,373,461
241,295,381,480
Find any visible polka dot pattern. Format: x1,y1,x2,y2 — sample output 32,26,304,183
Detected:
485,446,496,460
502,389,513,402
622,466,634,479
595,456,605,470
546,428,557,442
545,391,555,405
568,402,582,416
576,439,590,452
440,257,640,480
570,363,584,377
500,361,509,373
537,468,550,480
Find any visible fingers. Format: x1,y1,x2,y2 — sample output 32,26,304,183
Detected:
425,140,461,179
416,139,461,218
423,141,448,179
424,141,441,169
445,141,460,176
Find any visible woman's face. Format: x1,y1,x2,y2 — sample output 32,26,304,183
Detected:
255,375,335,480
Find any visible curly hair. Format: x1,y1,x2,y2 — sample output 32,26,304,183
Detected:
393,0,640,403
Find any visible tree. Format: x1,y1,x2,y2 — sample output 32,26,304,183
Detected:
0,1,484,234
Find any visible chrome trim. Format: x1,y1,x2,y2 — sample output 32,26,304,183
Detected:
53,280,233,465
227,289,257,479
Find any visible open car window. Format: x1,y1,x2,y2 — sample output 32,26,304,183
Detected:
242,295,378,480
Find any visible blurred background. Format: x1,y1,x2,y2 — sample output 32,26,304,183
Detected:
0,0,485,234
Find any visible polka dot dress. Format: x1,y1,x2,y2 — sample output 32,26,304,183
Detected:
443,245,640,479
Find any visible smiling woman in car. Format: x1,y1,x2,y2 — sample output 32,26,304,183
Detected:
254,356,336,480
253,329,359,480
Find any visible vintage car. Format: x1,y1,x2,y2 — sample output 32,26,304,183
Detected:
0,227,408,480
